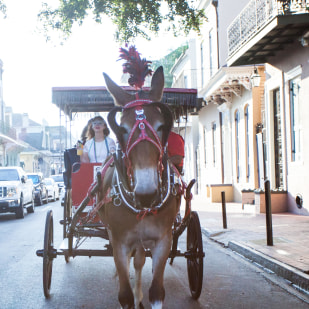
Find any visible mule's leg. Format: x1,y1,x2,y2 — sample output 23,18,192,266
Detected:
149,235,172,309
133,247,146,308
113,244,135,309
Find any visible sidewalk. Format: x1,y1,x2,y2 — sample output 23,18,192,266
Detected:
189,195,309,293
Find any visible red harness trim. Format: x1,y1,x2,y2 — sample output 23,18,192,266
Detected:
122,100,165,180
136,208,158,221
124,99,153,108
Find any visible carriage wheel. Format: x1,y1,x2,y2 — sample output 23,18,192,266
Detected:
63,190,73,263
43,210,55,298
186,211,204,300
63,189,72,239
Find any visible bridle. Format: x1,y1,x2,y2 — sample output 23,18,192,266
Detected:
122,99,165,183
106,98,183,215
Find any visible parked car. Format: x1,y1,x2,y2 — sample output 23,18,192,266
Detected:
60,188,65,206
0,167,34,219
27,173,48,206
50,174,64,193
44,178,59,202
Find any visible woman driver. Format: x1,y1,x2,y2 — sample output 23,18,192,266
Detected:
81,116,116,163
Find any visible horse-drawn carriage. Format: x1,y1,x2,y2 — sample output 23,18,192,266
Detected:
36,61,205,308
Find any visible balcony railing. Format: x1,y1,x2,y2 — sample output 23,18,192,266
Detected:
228,0,309,57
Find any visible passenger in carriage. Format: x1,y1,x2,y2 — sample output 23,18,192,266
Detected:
81,116,116,163
167,131,185,174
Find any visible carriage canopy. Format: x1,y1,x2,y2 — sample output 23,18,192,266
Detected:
52,86,199,119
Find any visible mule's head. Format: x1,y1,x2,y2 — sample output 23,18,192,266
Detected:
104,67,173,209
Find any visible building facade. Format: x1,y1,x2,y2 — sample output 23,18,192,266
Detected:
171,0,309,214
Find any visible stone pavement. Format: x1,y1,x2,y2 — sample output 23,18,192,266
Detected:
188,195,309,294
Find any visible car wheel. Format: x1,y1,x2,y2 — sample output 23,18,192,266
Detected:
38,193,43,206
27,195,35,213
16,197,25,219
44,191,49,204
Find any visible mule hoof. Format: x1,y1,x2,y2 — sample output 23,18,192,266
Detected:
139,302,144,309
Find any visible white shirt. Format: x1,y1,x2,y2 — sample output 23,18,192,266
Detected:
83,137,116,163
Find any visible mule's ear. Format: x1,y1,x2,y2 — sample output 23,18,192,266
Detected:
149,66,164,102
103,72,135,106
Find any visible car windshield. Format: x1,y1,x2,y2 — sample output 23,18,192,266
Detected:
0,169,19,181
27,175,39,184
51,175,63,182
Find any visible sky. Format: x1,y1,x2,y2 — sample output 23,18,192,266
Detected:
0,0,187,129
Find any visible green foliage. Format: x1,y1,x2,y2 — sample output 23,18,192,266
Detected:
0,1,6,18
152,44,188,88
37,0,206,43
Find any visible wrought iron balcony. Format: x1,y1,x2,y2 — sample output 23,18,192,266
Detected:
227,0,309,66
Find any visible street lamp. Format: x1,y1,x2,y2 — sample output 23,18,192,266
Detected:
251,66,261,87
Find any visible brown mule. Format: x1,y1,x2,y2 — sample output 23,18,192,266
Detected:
98,67,181,308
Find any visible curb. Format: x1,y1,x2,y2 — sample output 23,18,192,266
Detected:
201,228,309,292
202,227,228,239
228,241,309,292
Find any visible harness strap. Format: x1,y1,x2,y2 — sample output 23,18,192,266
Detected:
89,187,112,219
124,99,153,109
136,208,158,221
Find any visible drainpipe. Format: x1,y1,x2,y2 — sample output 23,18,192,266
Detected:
219,112,224,183
281,70,288,191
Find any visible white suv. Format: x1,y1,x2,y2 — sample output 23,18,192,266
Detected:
0,167,34,219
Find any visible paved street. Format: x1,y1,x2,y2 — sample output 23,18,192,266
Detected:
0,199,309,308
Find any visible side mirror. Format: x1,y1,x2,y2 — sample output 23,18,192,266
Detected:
21,175,26,183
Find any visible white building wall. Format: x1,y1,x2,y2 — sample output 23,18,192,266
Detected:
219,103,233,184
195,2,218,90
196,85,257,202
265,44,309,214
229,90,255,201
197,102,222,187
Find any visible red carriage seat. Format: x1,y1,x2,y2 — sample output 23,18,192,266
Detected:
71,163,102,208
70,162,103,223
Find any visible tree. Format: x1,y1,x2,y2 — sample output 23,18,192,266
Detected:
152,44,188,88
37,0,206,43
0,1,6,18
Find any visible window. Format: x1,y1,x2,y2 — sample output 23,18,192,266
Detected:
209,29,213,77
212,122,216,166
235,110,240,182
290,78,301,162
200,41,204,87
245,105,250,181
203,127,207,167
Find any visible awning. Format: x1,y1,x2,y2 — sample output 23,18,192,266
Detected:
200,66,257,105
0,133,27,153
52,86,198,118
0,134,27,147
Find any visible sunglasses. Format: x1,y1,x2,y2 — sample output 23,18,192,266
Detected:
92,121,105,126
